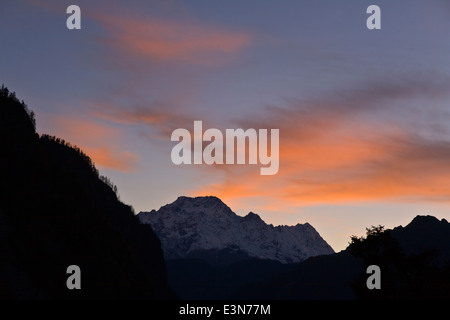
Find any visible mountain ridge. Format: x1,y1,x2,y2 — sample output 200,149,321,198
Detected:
138,196,334,265
0,85,174,299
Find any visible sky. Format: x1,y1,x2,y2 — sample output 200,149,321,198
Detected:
1,0,450,251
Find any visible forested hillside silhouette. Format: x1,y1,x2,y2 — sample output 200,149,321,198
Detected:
0,85,175,299
236,216,450,300
349,218,450,299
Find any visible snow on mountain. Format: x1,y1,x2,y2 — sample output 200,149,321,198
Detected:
138,196,334,264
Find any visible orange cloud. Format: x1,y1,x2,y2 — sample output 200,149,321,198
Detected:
191,76,450,209
83,147,139,173
194,127,450,210
95,13,252,65
44,116,139,172
52,116,118,143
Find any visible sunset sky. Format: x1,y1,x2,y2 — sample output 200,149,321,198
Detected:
2,0,450,251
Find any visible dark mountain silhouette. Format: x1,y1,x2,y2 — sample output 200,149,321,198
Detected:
391,215,450,264
236,215,450,300
350,216,450,299
0,85,175,299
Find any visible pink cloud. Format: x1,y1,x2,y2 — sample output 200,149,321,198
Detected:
44,116,139,172
94,13,252,65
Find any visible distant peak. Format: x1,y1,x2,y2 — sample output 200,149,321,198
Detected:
176,195,223,203
409,215,441,225
244,211,263,221
166,195,233,214
403,215,449,231
296,222,312,228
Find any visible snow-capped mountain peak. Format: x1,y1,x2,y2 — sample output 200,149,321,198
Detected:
138,196,334,264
